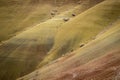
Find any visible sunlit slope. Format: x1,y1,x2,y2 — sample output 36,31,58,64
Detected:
53,50,120,80
57,0,104,17
0,0,104,42
0,0,77,42
0,0,103,80
18,17,120,80
39,0,120,67
51,21,120,80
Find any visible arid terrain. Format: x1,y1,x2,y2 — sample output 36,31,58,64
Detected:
0,0,120,80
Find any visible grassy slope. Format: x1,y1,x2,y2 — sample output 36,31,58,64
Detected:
0,0,77,42
39,0,120,67
52,20,120,80
18,15,120,80
0,0,101,80
0,1,51,42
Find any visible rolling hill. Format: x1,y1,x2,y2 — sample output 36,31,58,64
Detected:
39,0,120,67
17,11,120,80
0,0,120,80
0,0,77,42
0,0,104,80
50,19,120,80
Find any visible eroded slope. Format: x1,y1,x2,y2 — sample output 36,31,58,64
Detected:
39,0,120,67
18,15,120,80
0,0,103,80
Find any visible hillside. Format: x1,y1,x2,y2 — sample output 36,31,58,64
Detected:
0,0,120,80
39,0,120,67
0,0,77,42
17,14,120,80
51,19,120,80
0,0,104,80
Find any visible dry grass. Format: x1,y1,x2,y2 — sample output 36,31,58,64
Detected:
18,15,120,80
0,0,91,80
39,0,120,67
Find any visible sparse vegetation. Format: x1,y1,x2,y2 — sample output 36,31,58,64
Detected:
39,0,120,68
1,0,120,80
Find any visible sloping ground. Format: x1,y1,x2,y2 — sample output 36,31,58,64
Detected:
0,1,51,42
0,0,77,42
17,16,120,80
39,0,120,67
0,0,103,80
55,0,104,19
53,50,120,80
51,21,120,80
0,10,63,80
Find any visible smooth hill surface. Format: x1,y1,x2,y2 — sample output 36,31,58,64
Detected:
0,0,103,80
51,19,120,80
39,0,120,67
0,0,51,42
0,0,77,42
18,15,120,80
1,0,120,80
